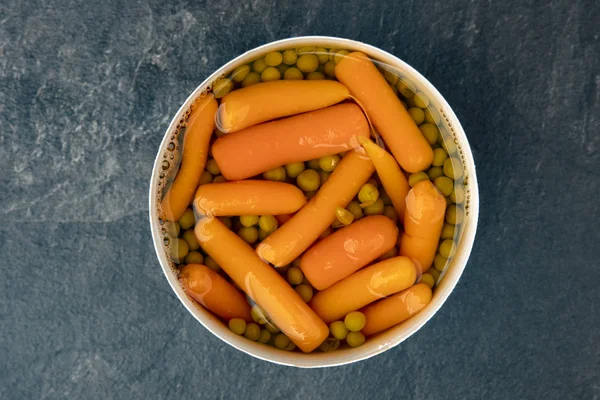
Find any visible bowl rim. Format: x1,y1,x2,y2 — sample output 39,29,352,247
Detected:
149,35,479,368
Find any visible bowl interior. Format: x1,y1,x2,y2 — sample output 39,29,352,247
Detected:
149,36,479,368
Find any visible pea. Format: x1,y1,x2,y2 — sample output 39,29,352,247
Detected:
424,107,440,124
428,166,443,180
446,205,464,225
165,221,180,237
319,227,334,239
319,170,331,185
284,342,296,351
380,191,392,206
251,305,268,325
335,206,355,226
252,57,268,73
330,321,349,340
346,201,364,220
333,50,349,64
241,71,261,87
378,247,398,261
441,136,457,154
324,61,336,77
286,266,304,286
199,170,213,185
434,253,448,272
396,79,416,98
231,64,251,83
297,169,320,191
285,162,305,178
297,54,319,73
434,176,454,197
364,198,384,215
261,66,281,82
257,329,272,344
319,338,341,352
295,284,313,302
205,256,220,272
296,45,316,54
262,166,286,182
205,159,220,175
450,185,465,204
257,228,270,241
182,229,200,251
292,258,302,267
439,239,456,258
443,158,463,180
358,183,379,205
217,217,232,229
240,215,259,227
265,323,280,334
258,215,278,234
420,273,435,289
277,63,289,75
384,70,399,85
420,123,439,145
178,208,195,230
440,223,455,240
184,251,204,265
237,226,258,244
318,155,340,172
283,67,303,80
408,107,425,125
170,238,189,263
307,159,321,170
414,92,430,108
244,323,261,341
344,311,366,332
264,51,283,66
306,71,325,80
432,148,448,167
213,78,233,99
346,331,366,348
383,206,398,221
274,333,290,349
228,318,247,335
282,49,297,65
212,175,227,183
408,172,429,187
316,47,328,63
331,219,344,229
305,190,317,200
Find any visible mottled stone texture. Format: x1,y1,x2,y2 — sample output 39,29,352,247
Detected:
1,0,598,399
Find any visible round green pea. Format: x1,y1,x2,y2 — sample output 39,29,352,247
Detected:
330,321,349,340
286,266,304,286
274,333,290,349
364,198,385,215
182,229,200,251
440,223,455,240
408,172,430,187
441,137,457,154
251,305,268,325
213,78,233,99
344,311,366,332
420,123,439,145
420,273,435,289
228,318,246,335
283,67,303,80
295,284,313,302
429,268,441,283
178,208,195,230
324,61,336,77
428,166,443,180
296,45,316,54
297,54,319,73
284,342,296,351
434,253,448,272
238,226,258,244
205,256,220,272
346,201,364,220
184,251,204,265
316,47,328,63
240,215,259,227
265,323,279,334
297,169,320,191
318,155,340,172
277,63,288,75
305,190,317,200
333,50,349,64
205,159,220,175
319,338,341,352
450,185,465,204
358,183,379,204
282,49,297,65
432,148,448,167
414,92,430,108
252,57,268,73
446,205,464,225
285,162,305,178
306,71,325,80
380,191,392,206
261,66,281,82
212,175,227,183
264,51,283,66
199,170,213,185
383,205,398,221
408,107,425,125
346,331,366,348
231,64,251,83
241,71,261,87
439,239,456,258
443,158,463,180
384,70,399,86
396,79,416,98
424,107,440,124
257,228,270,241
307,159,321,170
434,176,454,197
319,170,331,185
258,215,278,234
262,166,286,182
170,238,188,263
165,221,180,237
258,329,272,344
244,323,261,341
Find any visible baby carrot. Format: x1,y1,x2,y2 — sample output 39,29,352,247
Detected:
194,181,306,217
335,52,433,173
361,283,432,336
212,103,370,180
359,136,410,220
256,150,375,267
161,95,218,221
399,181,446,272
300,215,398,290
217,80,349,133
309,256,418,323
179,264,252,322
195,217,328,353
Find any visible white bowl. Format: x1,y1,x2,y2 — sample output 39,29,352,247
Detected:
149,36,479,368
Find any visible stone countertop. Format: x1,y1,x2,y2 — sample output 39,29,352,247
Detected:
1,1,598,399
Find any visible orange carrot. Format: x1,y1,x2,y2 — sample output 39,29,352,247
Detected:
195,217,328,353
398,181,446,272
193,181,306,217
300,216,398,290
179,264,252,322
161,94,218,221
361,283,432,336
335,52,433,173
217,80,349,133
256,150,374,267
212,103,369,180
309,256,418,323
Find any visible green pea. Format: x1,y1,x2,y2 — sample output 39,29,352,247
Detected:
408,107,425,125
165,221,180,237
257,228,270,241
284,342,296,351
184,251,204,265
258,215,278,234
420,123,439,145
252,57,268,73
344,311,366,332
330,321,349,340
251,305,268,325
380,191,392,206
450,185,465,204
212,175,227,183
285,162,305,178
441,136,457,154
378,247,398,261
414,92,430,108
240,215,259,227
439,239,456,258
307,159,321,170
364,198,385,215
319,170,331,185
296,45,316,54
297,54,319,73
258,329,272,344
319,227,334,239
292,258,302,267
333,50,349,64
346,331,366,348
282,49,297,65
228,318,246,335
306,71,325,80
241,71,261,87
446,205,464,225
305,190,317,200
434,176,454,197
277,63,289,75
443,158,463,180
318,155,340,172
295,284,313,302
265,51,283,66
238,226,258,244
244,323,261,341
205,256,220,272
408,172,429,187
286,266,304,286
324,61,336,77
262,166,286,181
346,201,364,220
213,78,233,99
429,268,441,283
283,67,303,80
432,148,448,167
182,229,200,251
358,183,379,205
434,253,448,272
406,96,417,108
440,223,455,240
396,79,416,98
424,107,440,124
178,208,195,230
265,323,280,334
261,67,281,82
231,64,251,83
384,70,399,85
428,166,443,180
316,47,328,64
274,333,290,349
297,169,320,191
335,206,355,226
420,273,435,289
170,238,189,263
383,205,398,221
205,159,220,175
319,338,341,352
331,219,344,229
199,170,213,185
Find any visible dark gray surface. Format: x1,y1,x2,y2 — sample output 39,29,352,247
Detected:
1,0,599,399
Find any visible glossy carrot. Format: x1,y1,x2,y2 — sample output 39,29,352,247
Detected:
256,150,375,267
335,52,433,173
193,181,306,217
194,217,328,353
212,103,370,180
399,181,446,272
359,136,410,220
309,256,418,323
179,264,252,321
161,95,218,221
217,80,349,133
300,215,398,290
361,283,432,336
